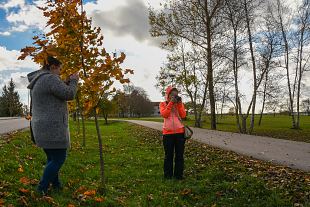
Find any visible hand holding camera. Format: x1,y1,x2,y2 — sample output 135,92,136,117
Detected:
64,72,79,85
70,72,79,81
171,95,182,103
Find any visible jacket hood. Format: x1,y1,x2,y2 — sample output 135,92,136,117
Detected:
27,69,51,89
165,86,178,101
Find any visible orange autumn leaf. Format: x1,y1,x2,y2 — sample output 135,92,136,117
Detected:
180,188,192,196
96,107,100,115
95,197,105,202
83,190,96,196
18,165,24,173
19,177,31,185
0,199,4,206
25,114,32,120
19,188,30,194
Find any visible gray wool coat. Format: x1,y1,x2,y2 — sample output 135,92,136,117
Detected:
27,69,78,149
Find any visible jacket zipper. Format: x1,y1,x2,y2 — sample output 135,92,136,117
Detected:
172,105,176,134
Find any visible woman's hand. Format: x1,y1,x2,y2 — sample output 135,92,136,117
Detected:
170,96,178,103
70,72,79,81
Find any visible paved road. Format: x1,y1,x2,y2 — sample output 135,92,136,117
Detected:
0,118,29,135
124,120,310,172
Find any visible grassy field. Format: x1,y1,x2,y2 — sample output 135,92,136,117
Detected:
0,120,309,206
119,115,310,143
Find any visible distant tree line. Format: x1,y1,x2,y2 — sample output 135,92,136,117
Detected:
72,85,155,124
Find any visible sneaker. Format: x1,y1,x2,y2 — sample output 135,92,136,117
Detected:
51,184,63,192
35,186,48,197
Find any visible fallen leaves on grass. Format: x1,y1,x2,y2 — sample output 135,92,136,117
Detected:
19,177,30,185
95,197,105,202
18,165,24,173
147,194,154,201
19,177,38,185
40,196,56,205
83,190,96,196
0,199,4,207
180,188,192,196
19,188,30,194
18,196,29,206
133,125,310,204
72,186,101,203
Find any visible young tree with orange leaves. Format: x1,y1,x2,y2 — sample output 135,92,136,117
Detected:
18,0,133,191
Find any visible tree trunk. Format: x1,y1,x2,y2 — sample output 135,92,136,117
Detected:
296,29,304,129
81,113,86,147
220,86,226,119
94,107,105,191
259,72,268,126
241,116,247,133
232,28,242,133
277,0,296,129
77,110,80,134
104,114,108,125
194,107,200,127
76,94,85,146
206,16,216,130
244,0,257,134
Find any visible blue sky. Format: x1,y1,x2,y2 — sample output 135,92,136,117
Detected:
0,0,95,50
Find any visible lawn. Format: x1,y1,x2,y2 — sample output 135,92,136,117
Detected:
0,120,309,206
120,115,310,143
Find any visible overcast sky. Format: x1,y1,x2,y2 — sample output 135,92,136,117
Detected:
0,0,309,113
0,0,167,107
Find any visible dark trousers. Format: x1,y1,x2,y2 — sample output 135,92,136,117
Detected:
163,133,185,179
38,149,67,192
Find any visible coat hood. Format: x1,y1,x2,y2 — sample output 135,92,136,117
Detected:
27,69,51,89
165,86,178,101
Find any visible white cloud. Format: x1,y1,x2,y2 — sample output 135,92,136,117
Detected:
83,0,167,101
0,0,48,36
0,46,37,71
84,0,165,47
0,0,25,11
0,31,10,36
9,71,29,89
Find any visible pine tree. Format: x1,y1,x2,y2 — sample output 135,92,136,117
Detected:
0,79,23,117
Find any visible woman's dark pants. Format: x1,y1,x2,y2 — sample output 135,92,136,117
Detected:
163,133,185,179
37,149,67,193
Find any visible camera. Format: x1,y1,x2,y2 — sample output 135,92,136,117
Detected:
175,95,182,102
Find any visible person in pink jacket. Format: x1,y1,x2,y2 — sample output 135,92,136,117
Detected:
159,86,187,179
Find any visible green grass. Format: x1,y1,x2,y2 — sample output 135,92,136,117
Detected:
118,115,310,143
0,120,309,206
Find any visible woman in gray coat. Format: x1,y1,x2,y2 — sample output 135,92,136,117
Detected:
27,56,79,195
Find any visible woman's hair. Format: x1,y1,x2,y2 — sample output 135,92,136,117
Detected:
43,56,62,70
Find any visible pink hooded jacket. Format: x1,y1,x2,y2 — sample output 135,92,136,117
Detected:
159,86,186,135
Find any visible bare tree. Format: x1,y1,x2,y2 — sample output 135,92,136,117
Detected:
293,0,310,128
256,13,281,125
268,0,297,128
149,0,224,130
156,42,209,127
